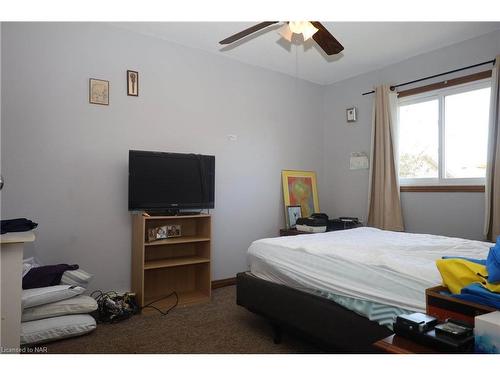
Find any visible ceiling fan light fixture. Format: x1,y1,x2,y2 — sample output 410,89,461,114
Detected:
278,23,293,42
278,21,319,42
301,23,319,41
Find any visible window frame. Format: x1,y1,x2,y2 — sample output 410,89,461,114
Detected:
397,78,491,188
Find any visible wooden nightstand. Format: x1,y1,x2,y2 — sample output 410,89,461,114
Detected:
374,334,439,354
279,228,313,236
279,222,362,236
426,286,495,325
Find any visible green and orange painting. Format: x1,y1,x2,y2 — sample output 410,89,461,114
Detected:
287,176,315,217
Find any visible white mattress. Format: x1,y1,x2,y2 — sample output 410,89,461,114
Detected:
248,227,492,312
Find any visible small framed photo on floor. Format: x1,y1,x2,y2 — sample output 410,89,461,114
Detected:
287,205,302,229
127,70,139,96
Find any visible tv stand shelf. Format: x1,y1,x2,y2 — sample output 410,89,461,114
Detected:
144,256,210,270
144,214,210,220
145,236,211,246
132,214,212,311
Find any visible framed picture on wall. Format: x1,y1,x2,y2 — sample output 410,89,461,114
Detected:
281,170,320,227
89,78,109,105
287,205,302,229
346,107,357,122
127,70,139,96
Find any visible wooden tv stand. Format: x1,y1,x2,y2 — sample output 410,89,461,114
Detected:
131,214,211,312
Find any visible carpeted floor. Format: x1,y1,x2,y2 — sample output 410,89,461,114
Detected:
43,286,320,354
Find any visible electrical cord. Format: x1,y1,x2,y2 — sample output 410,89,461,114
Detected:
90,290,140,323
141,291,179,315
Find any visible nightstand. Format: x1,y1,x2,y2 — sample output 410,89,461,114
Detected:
279,228,313,236
279,220,362,236
373,334,439,354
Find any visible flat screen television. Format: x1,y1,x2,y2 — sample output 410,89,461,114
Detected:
128,150,215,211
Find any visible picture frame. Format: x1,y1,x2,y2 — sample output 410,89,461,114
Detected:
147,224,182,242
281,170,320,227
127,70,139,96
287,205,302,229
89,78,109,105
346,107,357,122
166,224,182,238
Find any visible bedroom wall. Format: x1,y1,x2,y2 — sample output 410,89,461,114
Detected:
322,29,500,240
0,22,324,291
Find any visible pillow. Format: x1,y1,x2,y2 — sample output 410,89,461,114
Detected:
22,285,85,309
21,314,96,345
22,295,97,322
60,268,93,289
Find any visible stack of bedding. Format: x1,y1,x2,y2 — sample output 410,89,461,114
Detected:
20,269,98,345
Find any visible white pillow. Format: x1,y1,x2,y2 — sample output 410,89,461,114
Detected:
21,314,96,345
22,295,97,322
60,268,93,288
22,285,85,309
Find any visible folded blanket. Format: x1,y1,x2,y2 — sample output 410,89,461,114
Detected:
438,240,500,310
451,283,500,309
23,264,79,289
1,218,38,234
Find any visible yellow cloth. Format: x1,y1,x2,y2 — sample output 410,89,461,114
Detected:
436,258,500,294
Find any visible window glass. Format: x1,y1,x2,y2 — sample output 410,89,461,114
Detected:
399,99,439,179
444,87,490,178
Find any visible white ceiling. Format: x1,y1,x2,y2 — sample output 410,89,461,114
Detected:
112,22,500,85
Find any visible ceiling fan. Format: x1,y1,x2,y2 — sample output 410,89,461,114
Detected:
219,21,344,56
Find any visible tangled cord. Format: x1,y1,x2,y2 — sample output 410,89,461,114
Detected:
90,289,179,320
141,291,179,315
90,290,139,323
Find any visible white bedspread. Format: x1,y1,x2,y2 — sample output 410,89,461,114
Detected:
248,227,492,312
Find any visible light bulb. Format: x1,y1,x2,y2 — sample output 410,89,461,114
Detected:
279,21,319,42
302,23,318,41
278,23,293,42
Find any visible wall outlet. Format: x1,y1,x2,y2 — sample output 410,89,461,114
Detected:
227,134,238,141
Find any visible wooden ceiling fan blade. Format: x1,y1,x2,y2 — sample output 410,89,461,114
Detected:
219,21,279,45
310,22,344,55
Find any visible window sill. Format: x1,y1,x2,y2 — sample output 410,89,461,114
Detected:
400,185,485,193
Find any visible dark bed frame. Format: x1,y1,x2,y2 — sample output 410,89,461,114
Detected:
236,272,392,353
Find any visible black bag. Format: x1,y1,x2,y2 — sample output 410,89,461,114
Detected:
90,291,139,323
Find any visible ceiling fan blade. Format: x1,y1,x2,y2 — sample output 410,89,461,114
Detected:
219,21,279,45
310,22,344,55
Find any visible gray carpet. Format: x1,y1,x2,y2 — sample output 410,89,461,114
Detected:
43,286,319,354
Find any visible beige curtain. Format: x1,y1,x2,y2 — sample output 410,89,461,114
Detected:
367,84,404,231
485,55,500,241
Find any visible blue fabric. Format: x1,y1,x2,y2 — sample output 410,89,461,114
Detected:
441,256,486,266
486,236,500,283
451,283,500,309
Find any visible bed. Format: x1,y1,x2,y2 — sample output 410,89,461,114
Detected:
236,227,491,353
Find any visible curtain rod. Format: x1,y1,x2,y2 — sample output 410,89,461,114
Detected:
361,59,496,96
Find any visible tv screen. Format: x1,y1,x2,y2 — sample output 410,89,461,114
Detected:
128,150,215,211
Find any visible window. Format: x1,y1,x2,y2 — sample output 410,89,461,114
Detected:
398,80,491,187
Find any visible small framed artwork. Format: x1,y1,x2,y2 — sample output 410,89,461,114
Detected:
346,107,357,122
89,78,109,105
127,70,139,96
287,205,302,229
